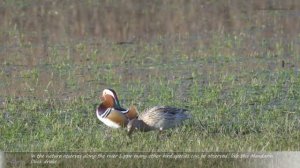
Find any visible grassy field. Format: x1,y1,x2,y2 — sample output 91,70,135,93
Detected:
1,35,299,152
0,1,300,167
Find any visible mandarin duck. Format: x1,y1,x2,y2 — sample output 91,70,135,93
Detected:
127,106,190,136
96,88,138,128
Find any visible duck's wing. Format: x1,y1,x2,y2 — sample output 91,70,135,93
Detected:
139,106,189,128
158,106,189,120
141,106,188,116
104,108,128,127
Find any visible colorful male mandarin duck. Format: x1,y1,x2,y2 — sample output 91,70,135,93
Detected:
127,106,190,136
96,88,138,128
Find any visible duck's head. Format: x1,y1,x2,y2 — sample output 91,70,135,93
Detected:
127,119,137,136
127,119,145,136
100,88,127,111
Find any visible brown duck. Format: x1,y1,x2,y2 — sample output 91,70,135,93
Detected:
127,106,190,136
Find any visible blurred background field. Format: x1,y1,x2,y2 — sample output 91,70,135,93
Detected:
0,0,300,152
